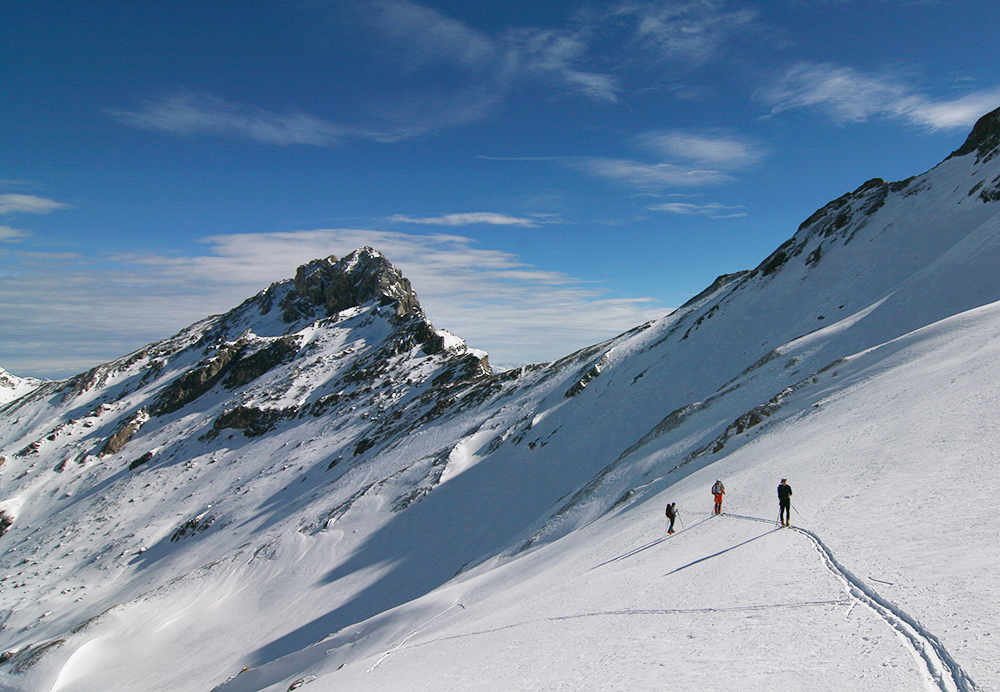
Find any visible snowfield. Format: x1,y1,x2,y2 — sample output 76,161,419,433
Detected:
216,300,1000,692
2,109,1000,692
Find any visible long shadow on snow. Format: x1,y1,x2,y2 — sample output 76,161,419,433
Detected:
664,527,781,576
590,513,720,571
244,443,585,669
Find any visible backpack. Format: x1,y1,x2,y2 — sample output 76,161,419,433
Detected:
712,480,724,495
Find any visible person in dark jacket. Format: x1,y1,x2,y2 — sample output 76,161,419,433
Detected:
665,502,677,534
778,479,793,526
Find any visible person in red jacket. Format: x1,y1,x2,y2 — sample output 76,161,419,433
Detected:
712,479,725,514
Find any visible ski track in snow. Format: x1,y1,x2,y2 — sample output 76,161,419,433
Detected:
369,598,854,663
366,511,982,692
365,604,466,673
721,512,981,692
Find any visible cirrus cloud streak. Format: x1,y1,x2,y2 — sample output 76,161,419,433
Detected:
760,62,1000,131
388,213,540,227
0,194,71,216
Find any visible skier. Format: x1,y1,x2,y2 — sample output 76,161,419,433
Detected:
712,479,725,515
665,502,677,534
778,478,793,526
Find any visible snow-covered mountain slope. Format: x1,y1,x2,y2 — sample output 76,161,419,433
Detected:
1,108,999,692
0,369,43,408
246,299,1000,692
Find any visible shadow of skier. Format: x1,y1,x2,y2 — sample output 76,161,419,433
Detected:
663,528,781,576
591,514,718,570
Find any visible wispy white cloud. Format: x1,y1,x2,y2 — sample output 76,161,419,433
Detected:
0,229,667,378
0,194,71,215
578,158,733,189
615,0,759,66
108,92,370,146
634,130,769,169
562,70,622,103
497,24,622,103
760,62,1000,131
17,251,86,262
901,90,1000,131
575,129,768,191
389,213,539,227
647,201,747,218
363,0,496,71
111,1,763,145
0,225,29,242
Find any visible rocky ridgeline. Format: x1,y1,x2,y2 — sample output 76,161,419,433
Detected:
949,105,1000,164
2,247,492,473
282,248,423,321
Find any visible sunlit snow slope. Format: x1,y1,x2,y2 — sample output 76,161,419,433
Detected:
2,108,999,692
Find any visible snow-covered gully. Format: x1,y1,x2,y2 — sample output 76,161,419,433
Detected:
724,513,981,692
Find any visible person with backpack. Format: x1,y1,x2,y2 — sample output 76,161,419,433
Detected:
712,480,725,515
665,502,677,534
778,478,793,526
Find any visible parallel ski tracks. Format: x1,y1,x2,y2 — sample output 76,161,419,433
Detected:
724,512,981,692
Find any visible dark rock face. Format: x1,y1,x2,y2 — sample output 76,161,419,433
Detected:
950,106,1000,163
129,450,155,471
281,247,422,322
222,337,300,390
151,343,243,416
98,408,149,457
750,176,905,280
151,336,302,416
213,406,297,437
170,513,215,542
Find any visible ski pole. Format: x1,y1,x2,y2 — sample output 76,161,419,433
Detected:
679,509,686,530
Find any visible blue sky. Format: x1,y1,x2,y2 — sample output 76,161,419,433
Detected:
3,0,999,378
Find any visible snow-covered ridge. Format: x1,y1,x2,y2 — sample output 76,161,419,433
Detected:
0,368,43,407
2,109,1000,692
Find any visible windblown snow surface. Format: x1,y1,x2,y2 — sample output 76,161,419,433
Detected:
2,111,1000,692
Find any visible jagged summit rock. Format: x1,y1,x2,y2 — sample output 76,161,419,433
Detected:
281,247,422,323
142,247,488,417
5,247,490,441
949,105,1000,162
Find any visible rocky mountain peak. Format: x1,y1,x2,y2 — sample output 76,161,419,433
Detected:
949,105,1000,163
282,247,422,322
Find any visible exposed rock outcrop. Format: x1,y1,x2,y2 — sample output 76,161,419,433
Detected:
949,106,1000,163
281,247,422,322
151,344,244,416
213,406,298,437
98,408,149,457
0,510,12,538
